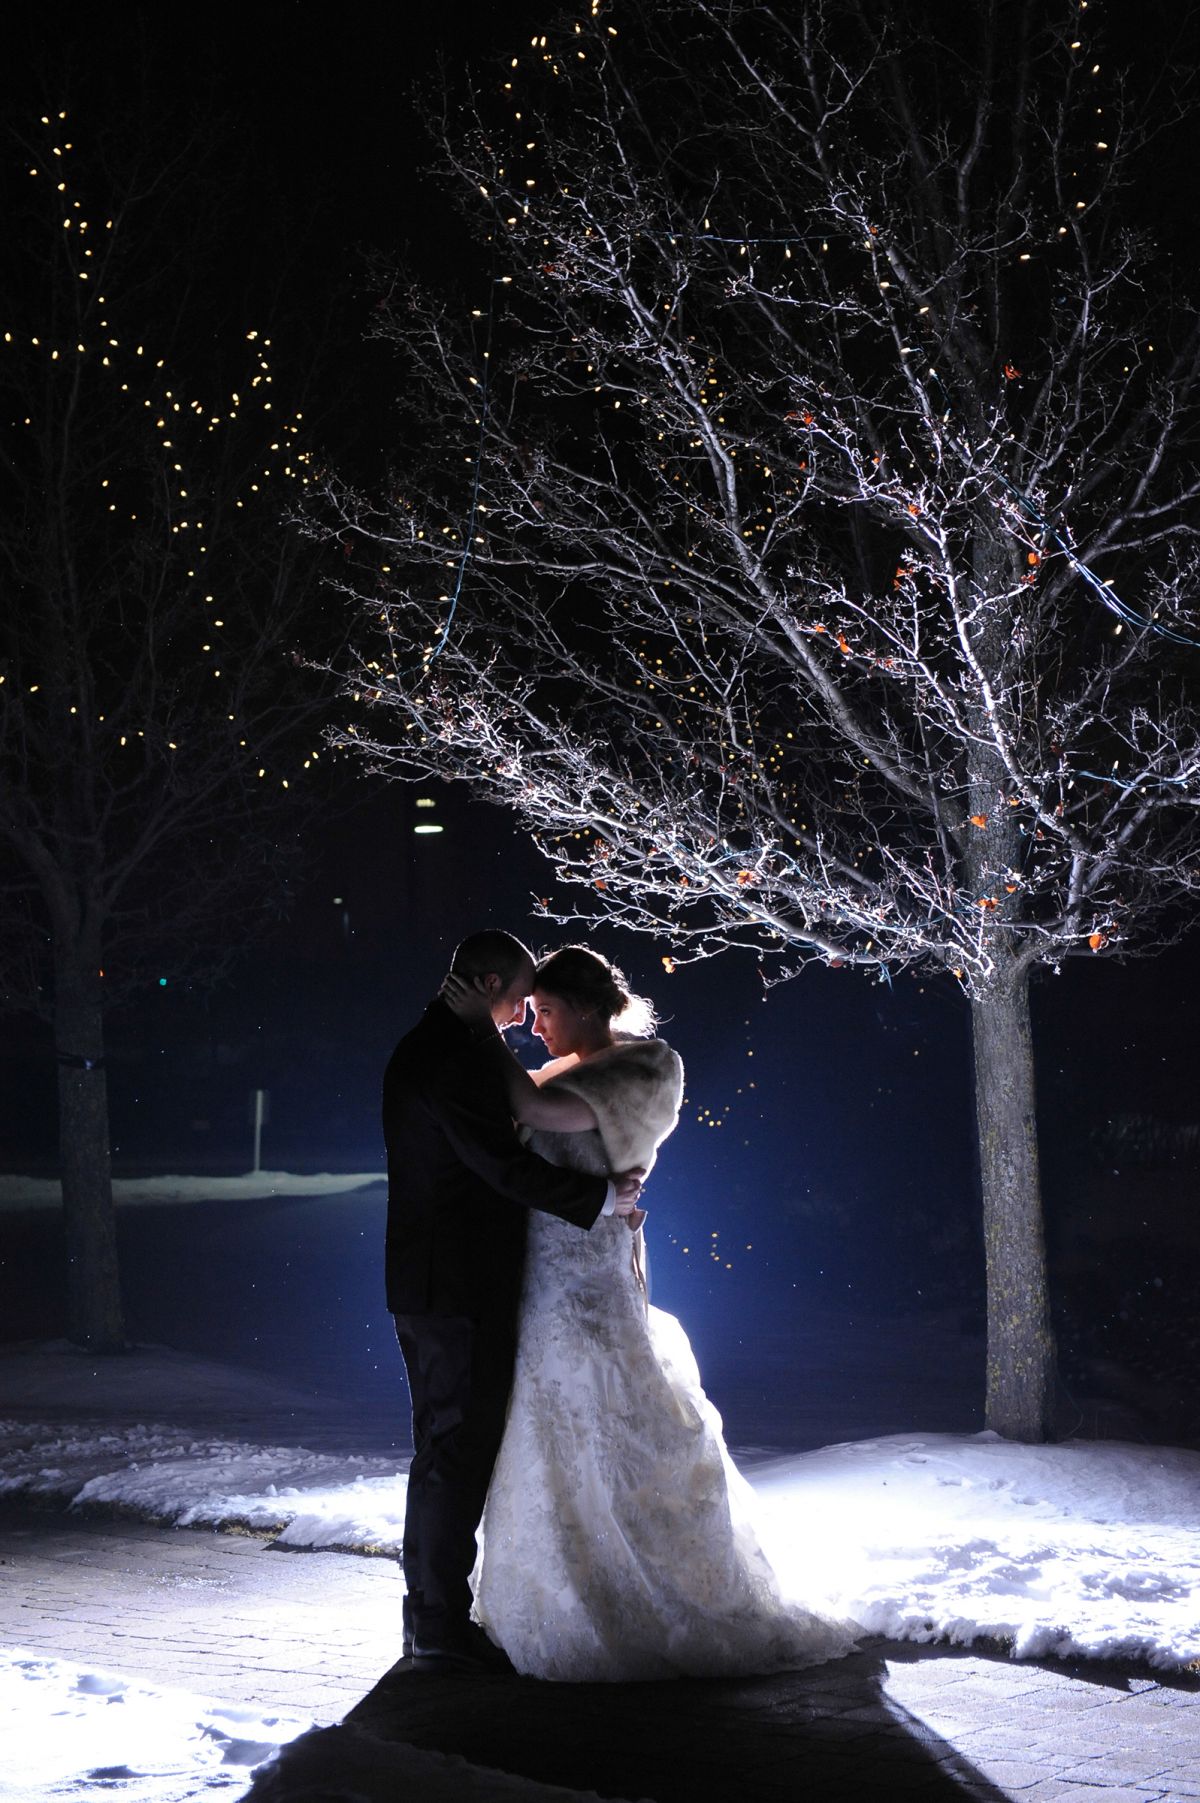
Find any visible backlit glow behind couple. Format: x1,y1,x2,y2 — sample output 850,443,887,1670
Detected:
382,929,853,1680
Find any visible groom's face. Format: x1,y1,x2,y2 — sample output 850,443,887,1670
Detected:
491,958,536,1030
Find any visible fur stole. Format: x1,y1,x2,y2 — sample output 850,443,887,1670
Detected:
541,1037,684,1175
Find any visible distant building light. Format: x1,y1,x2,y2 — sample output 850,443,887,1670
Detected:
413,823,444,835
415,797,437,809
332,896,343,904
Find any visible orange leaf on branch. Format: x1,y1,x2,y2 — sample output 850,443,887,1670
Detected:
969,813,988,828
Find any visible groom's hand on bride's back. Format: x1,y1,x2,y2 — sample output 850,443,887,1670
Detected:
613,1168,646,1229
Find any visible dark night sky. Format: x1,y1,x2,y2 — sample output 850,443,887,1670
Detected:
3,3,1199,1439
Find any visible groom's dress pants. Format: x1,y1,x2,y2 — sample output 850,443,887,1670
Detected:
393,1307,517,1632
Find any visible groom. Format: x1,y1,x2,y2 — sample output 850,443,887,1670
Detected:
383,927,643,1674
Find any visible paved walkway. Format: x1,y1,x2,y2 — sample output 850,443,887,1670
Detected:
3,1503,1198,1801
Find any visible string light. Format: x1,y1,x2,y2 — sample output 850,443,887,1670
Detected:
7,116,323,789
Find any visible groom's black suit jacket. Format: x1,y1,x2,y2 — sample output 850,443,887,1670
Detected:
382,998,607,1319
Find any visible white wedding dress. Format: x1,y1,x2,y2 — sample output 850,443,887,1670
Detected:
473,1038,854,1682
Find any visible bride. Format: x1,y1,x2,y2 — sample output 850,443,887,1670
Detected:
443,944,853,1682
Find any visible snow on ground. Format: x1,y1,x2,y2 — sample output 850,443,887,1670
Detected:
2,1343,1198,1674
0,1416,408,1550
0,1646,310,1803
0,1648,621,1803
753,1434,1200,1671
4,1343,1199,1800
0,1170,383,1212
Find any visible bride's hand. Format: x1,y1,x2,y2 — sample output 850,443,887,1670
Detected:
623,1207,647,1234
440,971,495,1026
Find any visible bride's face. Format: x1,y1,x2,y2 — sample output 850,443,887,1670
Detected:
530,989,587,1058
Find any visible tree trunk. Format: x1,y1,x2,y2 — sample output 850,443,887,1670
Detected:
970,975,1056,1441
54,957,124,1351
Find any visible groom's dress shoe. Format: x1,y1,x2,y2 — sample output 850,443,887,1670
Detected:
411,1620,515,1675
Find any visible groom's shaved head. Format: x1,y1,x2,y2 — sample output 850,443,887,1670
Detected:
451,929,535,991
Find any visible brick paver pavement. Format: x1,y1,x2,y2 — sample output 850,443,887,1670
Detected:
3,1503,1197,1801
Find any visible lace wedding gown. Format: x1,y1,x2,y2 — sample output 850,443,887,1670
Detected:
473,1039,854,1682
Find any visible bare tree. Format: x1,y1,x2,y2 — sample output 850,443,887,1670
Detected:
321,0,1200,1439
0,109,333,1349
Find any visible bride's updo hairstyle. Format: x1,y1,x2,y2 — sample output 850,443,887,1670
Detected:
534,946,658,1040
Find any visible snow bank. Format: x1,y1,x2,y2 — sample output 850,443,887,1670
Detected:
0,1170,384,1212
0,1418,409,1552
3,1343,1197,1673
4,1409,1198,1670
754,1432,1200,1672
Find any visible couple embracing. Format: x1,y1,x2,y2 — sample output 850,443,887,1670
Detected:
383,929,852,1682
